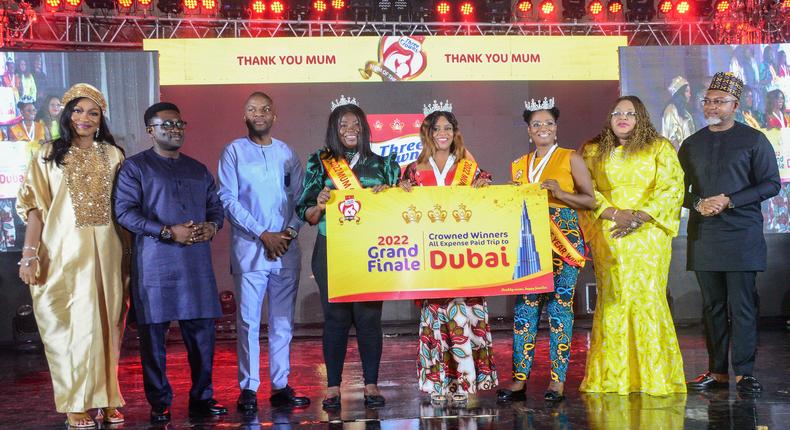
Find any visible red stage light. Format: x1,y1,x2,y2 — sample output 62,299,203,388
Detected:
137,0,152,6
251,0,265,13
65,0,82,6
183,0,198,9
607,0,622,13
675,0,690,14
117,0,132,7
331,0,344,9
781,0,789,8
714,0,729,12
436,1,450,15
271,0,284,13
313,0,326,12
658,0,673,13
46,0,62,7
459,1,474,15
588,0,604,15
517,0,532,12
539,0,555,14
201,0,216,10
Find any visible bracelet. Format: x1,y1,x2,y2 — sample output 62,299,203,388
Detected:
22,245,38,252
17,256,40,267
611,209,618,221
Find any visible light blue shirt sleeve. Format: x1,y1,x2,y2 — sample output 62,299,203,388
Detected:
217,142,266,239
285,147,305,232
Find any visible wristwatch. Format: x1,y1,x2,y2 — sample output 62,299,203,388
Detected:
727,197,734,209
160,225,173,241
286,226,298,239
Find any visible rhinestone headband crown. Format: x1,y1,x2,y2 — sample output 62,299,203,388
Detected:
524,97,555,111
423,100,453,116
330,95,359,111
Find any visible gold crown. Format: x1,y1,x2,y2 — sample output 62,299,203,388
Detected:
452,203,472,222
402,205,422,224
62,83,108,113
427,204,447,223
374,120,384,130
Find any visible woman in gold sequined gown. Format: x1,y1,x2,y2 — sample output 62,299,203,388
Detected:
16,84,127,428
579,96,686,396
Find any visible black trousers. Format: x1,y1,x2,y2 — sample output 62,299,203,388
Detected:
137,318,216,408
312,234,383,387
695,271,759,376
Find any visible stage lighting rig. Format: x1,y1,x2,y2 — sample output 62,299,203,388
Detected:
561,0,585,20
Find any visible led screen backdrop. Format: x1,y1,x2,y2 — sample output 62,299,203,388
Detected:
619,44,790,234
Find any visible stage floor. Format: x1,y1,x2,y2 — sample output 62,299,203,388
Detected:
1,325,789,429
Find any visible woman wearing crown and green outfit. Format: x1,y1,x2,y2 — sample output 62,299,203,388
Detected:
399,100,496,406
297,95,400,410
497,97,595,403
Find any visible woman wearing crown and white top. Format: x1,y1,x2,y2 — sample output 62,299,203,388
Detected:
399,100,496,406
497,97,595,403
296,95,400,411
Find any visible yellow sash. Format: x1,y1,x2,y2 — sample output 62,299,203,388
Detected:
322,153,362,190
511,154,586,267
451,159,478,186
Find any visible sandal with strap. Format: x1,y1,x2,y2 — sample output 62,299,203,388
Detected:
65,412,96,429
99,407,125,424
450,393,468,406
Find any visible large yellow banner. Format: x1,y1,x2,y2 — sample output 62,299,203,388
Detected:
145,36,625,85
325,184,554,302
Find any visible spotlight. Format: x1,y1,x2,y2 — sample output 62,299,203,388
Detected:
588,0,604,15
782,0,790,9
331,0,344,9
220,0,248,18
271,0,285,15
137,0,153,10
539,0,555,15
658,0,673,14
117,0,133,11
64,0,83,10
158,0,183,14
250,0,265,15
201,0,217,11
674,0,689,14
561,0,584,19
183,0,200,13
714,0,729,13
516,0,532,14
313,0,327,12
459,0,474,18
45,0,63,11
435,0,450,19
607,0,622,13
626,0,654,20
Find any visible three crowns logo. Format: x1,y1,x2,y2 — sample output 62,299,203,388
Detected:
390,118,405,131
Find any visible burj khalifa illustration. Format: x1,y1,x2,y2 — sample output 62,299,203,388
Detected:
513,200,541,279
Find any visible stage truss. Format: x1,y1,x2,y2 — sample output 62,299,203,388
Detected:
2,11,789,49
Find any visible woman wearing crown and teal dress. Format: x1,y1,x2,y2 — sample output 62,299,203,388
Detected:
399,100,496,406
496,97,595,403
297,95,400,411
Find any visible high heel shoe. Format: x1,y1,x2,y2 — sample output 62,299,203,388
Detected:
322,395,341,411
364,394,386,408
544,390,565,402
497,387,526,402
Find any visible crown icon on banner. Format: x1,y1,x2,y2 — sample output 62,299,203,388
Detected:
428,204,448,223
423,100,453,116
401,205,423,224
391,118,405,131
524,97,555,111
330,95,359,111
452,203,472,222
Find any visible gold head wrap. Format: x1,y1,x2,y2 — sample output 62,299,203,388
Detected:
708,72,744,99
61,83,108,113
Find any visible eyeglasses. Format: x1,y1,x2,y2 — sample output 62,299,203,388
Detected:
701,98,736,106
611,111,637,118
529,120,556,128
149,120,187,130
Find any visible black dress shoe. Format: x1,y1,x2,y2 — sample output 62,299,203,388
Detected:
736,376,763,394
496,388,526,402
270,385,310,408
686,372,729,390
322,395,341,411
544,390,565,402
364,394,386,408
150,406,171,424
189,398,229,416
237,389,258,411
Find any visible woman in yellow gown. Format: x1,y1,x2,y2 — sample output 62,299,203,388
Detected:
16,84,127,428
579,95,686,396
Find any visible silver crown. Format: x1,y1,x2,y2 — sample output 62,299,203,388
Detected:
524,97,555,111
423,100,453,116
330,95,359,111
18,95,35,105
